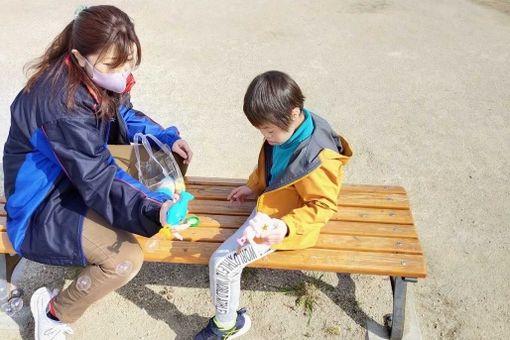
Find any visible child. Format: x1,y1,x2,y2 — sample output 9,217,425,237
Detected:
2,5,192,339
195,71,352,339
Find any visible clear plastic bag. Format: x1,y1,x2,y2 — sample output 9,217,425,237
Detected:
133,133,186,194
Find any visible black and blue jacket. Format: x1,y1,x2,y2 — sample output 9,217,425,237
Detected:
2,68,180,266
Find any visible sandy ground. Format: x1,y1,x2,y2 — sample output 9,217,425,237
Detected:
0,0,509,339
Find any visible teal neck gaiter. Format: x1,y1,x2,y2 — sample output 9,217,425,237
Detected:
270,109,314,186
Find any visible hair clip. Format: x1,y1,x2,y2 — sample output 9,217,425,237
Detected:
74,5,88,19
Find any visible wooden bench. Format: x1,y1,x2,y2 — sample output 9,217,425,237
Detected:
0,176,426,339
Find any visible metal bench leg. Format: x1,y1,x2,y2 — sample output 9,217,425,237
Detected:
0,254,8,304
385,276,417,340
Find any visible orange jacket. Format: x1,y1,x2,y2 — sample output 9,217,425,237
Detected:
246,113,352,250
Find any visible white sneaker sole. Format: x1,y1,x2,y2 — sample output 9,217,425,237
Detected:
229,314,251,339
30,287,49,340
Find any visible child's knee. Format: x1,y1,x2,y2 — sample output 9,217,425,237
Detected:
209,248,227,270
209,248,239,270
214,256,244,280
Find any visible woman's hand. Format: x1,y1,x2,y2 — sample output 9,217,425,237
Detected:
172,139,193,164
158,194,191,240
227,185,253,203
159,193,179,226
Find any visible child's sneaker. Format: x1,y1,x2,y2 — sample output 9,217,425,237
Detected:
30,287,74,340
194,308,251,339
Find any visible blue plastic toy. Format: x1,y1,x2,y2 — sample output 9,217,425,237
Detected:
156,188,200,240
165,191,194,226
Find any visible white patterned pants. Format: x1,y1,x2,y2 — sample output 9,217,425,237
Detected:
208,209,273,323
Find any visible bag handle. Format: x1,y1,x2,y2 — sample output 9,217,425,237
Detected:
145,134,186,191
143,134,173,155
133,133,169,178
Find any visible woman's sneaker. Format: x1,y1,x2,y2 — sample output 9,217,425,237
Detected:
30,287,74,340
194,308,251,339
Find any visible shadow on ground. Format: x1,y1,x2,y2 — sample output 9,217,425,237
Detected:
12,260,388,339
115,262,385,339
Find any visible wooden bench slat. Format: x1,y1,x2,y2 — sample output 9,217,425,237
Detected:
0,233,425,276
189,199,253,215
0,220,422,255
334,206,414,224
187,185,410,209
321,220,417,238
0,215,419,239
313,234,422,254
336,184,407,194
185,177,246,187
185,177,407,194
253,248,426,277
144,228,422,254
0,232,14,253
183,214,418,238
137,239,426,278
339,192,409,209
0,182,410,215
189,200,414,224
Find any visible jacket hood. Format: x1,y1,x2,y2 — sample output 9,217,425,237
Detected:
265,112,352,191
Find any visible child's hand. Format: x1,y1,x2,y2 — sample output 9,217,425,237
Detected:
245,213,288,246
227,185,253,203
260,218,288,246
172,139,193,164
159,193,180,227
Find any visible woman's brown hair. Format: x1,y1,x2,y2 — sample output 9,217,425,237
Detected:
24,5,141,120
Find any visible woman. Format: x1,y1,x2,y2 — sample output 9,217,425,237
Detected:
2,5,191,339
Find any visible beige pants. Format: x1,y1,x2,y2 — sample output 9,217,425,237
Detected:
53,145,186,323
52,210,144,323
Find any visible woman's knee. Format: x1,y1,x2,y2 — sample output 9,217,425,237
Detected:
82,210,144,275
118,242,143,276
103,236,144,282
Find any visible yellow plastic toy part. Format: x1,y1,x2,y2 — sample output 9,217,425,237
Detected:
160,227,173,239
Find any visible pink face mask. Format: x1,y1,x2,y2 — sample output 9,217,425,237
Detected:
84,58,130,93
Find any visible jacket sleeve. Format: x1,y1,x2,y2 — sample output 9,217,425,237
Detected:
118,96,181,148
246,167,265,195
246,144,267,194
42,116,170,237
276,154,344,250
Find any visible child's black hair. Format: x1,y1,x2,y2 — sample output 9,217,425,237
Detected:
243,71,305,131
